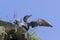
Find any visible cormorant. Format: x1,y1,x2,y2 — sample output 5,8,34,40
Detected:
23,15,52,31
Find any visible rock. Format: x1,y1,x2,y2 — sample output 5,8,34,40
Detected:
4,27,31,40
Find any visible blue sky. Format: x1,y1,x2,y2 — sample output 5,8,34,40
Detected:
0,0,59,40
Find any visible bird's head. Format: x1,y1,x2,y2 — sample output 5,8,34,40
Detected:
23,15,32,22
25,15,32,19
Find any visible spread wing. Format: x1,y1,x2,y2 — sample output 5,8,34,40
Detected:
29,19,52,28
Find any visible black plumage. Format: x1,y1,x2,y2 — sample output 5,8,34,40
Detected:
23,15,52,31
29,19,52,28
23,15,32,22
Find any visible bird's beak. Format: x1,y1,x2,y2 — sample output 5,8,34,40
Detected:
27,15,32,18
29,15,32,17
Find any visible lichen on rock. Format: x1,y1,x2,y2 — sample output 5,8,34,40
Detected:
4,27,31,40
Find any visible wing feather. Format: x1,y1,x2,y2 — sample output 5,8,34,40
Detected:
29,19,52,28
